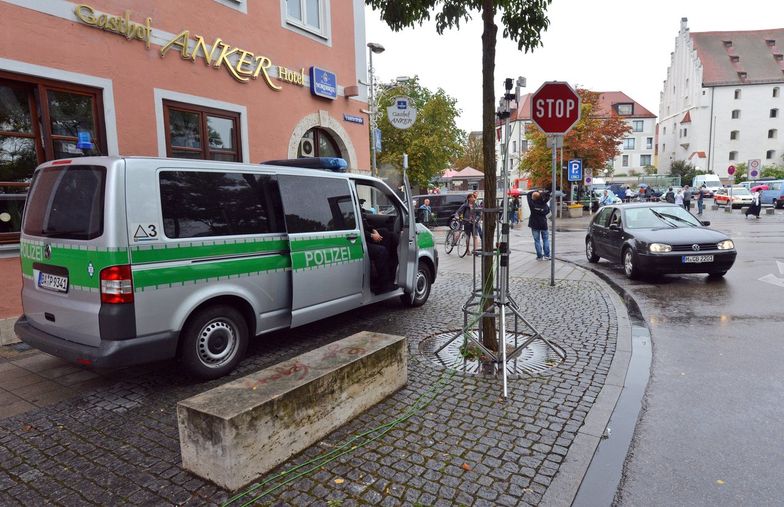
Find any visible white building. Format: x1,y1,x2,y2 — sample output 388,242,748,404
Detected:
496,91,656,183
658,18,784,179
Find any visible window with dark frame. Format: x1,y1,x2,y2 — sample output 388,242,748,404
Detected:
729,151,737,161
766,150,775,159
771,108,779,118
0,72,106,244
163,100,241,162
731,109,740,119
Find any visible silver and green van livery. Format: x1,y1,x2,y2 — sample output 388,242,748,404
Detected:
15,156,437,379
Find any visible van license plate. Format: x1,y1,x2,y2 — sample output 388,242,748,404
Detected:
38,272,69,293
682,255,714,264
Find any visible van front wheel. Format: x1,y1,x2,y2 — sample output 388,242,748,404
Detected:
180,305,248,380
401,262,432,308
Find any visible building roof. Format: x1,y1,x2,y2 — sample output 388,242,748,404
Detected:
594,92,656,118
511,91,655,121
454,166,484,177
681,111,692,123
691,28,784,86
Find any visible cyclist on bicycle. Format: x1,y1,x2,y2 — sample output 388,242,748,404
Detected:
454,193,481,254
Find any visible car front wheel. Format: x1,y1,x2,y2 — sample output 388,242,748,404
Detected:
623,248,640,280
586,238,600,263
401,261,432,307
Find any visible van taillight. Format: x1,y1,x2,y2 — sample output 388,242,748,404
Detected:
100,265,134,304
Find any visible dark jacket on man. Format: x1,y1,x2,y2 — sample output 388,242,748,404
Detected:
527,192,550,230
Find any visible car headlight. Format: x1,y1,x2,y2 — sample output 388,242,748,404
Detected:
649,243,672,253
717,240,735,250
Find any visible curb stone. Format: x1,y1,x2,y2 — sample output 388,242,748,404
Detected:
540,264,634,507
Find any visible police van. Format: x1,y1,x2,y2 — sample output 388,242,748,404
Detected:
15,156,437,379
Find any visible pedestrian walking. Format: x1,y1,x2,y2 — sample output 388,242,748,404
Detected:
625,186,634,203
697,184,706,215
674,188,684,207
682,185,692,211
527,190,551,260
511,196,520,225
665,187,675,203
746,190,762,219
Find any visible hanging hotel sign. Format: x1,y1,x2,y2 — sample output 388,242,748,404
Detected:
73,4,317,92
387,96,417,130
309,67,337,100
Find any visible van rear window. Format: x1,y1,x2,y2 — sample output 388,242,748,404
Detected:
23,165,105,240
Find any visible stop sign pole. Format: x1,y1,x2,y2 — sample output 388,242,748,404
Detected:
531,81,581,286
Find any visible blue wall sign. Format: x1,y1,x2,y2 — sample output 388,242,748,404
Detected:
309,66,337,100
568,159,583,181
343,114,364,125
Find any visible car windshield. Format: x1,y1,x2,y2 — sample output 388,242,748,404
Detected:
729,187,751,195
623,206,702,229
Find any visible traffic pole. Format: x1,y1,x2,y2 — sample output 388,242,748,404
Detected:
550,136,558,287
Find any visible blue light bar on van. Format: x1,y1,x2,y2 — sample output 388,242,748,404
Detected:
262,157,348,172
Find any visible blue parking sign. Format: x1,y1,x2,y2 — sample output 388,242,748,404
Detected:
568,159,582,181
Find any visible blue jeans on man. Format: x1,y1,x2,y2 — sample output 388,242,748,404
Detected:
532,229,550,259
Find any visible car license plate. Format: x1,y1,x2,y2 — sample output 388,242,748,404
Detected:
38,272,68,293
682,255,714,264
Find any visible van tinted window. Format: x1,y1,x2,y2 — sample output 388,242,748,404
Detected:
23,165,105,240
160,171,284,238
278,175,356,233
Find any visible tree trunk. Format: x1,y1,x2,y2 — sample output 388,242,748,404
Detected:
480,0,497,352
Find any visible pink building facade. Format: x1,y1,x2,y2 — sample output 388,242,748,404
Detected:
0,0,371,244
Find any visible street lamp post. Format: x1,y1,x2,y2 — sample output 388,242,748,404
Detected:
367,42,385,178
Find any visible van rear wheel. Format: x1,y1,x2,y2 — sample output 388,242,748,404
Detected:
180,305,248,380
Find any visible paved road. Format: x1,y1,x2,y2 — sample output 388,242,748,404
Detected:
548,203,784,505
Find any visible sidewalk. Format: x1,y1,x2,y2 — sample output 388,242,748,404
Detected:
0,256,22,346
0,238,631,506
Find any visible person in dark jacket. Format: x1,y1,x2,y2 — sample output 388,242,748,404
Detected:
527,191,551,260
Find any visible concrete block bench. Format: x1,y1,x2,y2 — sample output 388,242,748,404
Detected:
766,208,775,215
711,204,719,211
724,206,732,213
177,331,407,490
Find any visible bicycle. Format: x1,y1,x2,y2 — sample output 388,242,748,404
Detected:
444,216,470,257
444,218,472,258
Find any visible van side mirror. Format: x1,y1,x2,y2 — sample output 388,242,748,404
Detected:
700,220,710,226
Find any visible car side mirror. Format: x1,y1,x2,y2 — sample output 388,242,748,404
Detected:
609,223,620,231
700,220,711,226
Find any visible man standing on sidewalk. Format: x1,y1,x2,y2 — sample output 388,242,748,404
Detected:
682,184,692,211
527,191,551,260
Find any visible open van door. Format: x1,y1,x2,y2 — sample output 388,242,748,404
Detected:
397,162,418,304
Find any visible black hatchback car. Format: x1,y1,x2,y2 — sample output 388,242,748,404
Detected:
413,192,472,226
585,203,737,279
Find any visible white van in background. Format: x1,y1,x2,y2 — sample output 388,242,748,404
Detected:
692,174,723,193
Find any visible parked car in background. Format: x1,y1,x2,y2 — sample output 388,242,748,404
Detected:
714,186,753,208
759,180,784,208
585,203,737,279
412,192,472,226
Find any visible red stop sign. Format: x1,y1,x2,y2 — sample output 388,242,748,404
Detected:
531,81,581,135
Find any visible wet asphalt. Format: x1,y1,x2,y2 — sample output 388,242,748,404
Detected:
534,203,784,506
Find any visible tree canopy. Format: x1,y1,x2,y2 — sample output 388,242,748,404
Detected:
375,77,464,189
521,89,630,187
451,134,484,172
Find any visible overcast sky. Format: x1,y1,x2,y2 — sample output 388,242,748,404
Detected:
364,0,784,133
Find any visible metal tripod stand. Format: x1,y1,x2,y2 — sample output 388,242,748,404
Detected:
434,77,565,398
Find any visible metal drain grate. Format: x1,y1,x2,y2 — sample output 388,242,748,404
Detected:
418,329,566,377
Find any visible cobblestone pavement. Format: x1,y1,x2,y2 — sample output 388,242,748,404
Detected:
0,272,617,506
